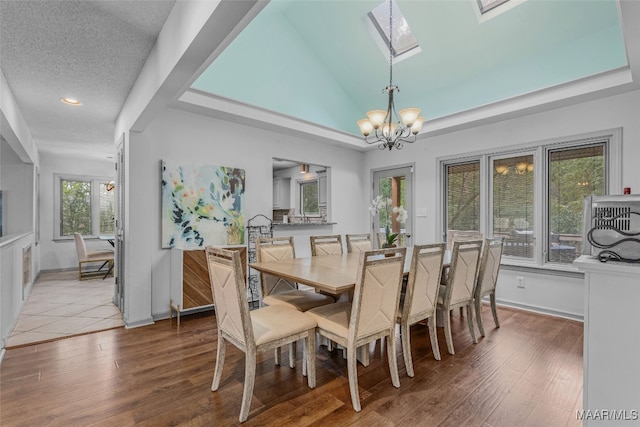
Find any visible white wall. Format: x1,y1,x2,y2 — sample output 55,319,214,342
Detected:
363,89,640,319
38,152,115,271
1,139,33,236
124,107,363,326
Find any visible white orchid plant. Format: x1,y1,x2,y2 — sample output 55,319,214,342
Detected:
369,196,408,246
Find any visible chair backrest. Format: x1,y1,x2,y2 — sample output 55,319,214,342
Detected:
73,233,88,261
444,240,483,306
350,247,406,342
402,243,446,322
376,232,407,248
255,236,297,295
447,230,483,250
206,246,252,347
310,235,343,256
346,234,372,253
475,237,504,299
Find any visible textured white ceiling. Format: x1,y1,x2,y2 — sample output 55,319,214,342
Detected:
0,0,175,158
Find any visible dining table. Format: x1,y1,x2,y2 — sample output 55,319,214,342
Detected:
249,249,450,297
249,248,451,366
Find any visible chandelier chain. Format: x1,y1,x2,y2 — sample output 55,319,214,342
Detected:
388,0,393,88
357,0,424,150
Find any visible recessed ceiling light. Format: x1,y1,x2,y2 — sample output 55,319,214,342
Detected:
61,97,82,106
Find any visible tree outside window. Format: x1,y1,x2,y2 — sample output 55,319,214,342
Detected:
57,175,114,238
300,180,319,215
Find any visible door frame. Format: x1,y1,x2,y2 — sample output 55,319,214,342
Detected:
371,163,415,248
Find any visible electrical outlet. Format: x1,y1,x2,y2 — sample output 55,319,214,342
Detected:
516,276,525,288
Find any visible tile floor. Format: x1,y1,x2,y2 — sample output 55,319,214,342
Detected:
6,270,124,348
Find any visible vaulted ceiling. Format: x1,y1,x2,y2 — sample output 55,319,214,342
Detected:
192,0,628,137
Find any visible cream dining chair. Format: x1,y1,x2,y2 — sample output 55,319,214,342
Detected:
443,230,483,315
73,233,114,280
398,243,446,376
206,246,317,423
255,236,334,311
310,234,343,256
474,237,505,337
306,247,406,412
256,236,334,366
437,239,483,355
346,234,372,253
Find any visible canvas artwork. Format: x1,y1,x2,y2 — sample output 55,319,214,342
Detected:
161,161,245,248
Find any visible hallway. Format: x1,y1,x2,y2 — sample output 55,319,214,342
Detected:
6,270,124,348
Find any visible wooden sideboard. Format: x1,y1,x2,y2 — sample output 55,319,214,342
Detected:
169,246,246,325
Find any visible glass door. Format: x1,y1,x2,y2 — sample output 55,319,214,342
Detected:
372,166,413,248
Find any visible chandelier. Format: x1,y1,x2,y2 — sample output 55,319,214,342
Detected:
357,0,424,151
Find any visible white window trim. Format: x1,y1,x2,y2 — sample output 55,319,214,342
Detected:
437,128,622,273
53,173,113,240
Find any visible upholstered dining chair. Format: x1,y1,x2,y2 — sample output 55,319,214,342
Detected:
443,230,484,314
398,243,446,376
474,237,505,337
310,234,343,256
306,247,406,412
256,236,334,366
206,246,317,423
446,230,483,250
346,234,372,253
255,236,334,311
437,239,483,355
73,233,114,280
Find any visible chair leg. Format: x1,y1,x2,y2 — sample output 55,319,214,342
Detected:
400,321,414,377
444,308,455,355
289,341,296,369
347,347,361,412
239,348,257,423
428,313,441,361
305,331,316,388
475,298,486,337
274,347,281,366
490,293,500,328
386,331,400,388
211,335,226,391
466,304,477,344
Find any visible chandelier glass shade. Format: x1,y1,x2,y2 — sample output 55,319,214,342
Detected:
357,0,424,151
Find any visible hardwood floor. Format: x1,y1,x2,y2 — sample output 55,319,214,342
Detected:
0,305,583,426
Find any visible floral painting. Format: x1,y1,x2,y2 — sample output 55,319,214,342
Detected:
161,161,245,248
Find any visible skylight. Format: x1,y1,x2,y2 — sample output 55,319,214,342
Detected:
477,0,510,14
367,0,420,62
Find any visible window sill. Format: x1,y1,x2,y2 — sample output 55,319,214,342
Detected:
501,259,584,278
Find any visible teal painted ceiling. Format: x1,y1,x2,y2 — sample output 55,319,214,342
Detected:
192,0,627,137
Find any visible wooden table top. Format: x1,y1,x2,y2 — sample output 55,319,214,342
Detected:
249,250,450,296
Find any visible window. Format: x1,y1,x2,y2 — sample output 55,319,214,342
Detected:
492,154,535,259
547,144,605,262
445,161,480,235
441,130,619,268
55,174,115,239
300,179,319,215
